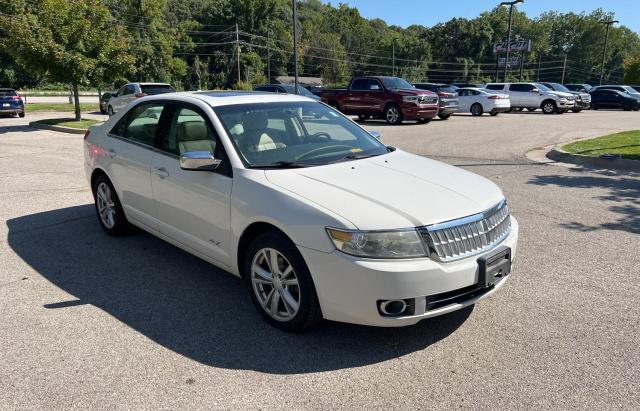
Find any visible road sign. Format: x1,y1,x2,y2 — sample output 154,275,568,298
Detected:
494,40,532,53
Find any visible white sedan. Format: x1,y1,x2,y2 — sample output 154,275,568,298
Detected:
457,87,511,116
84,91,518,330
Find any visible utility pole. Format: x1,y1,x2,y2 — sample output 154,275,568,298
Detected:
267,26,271,83
392,38,396,76
499,0,524,82
292,0,299,94
536,52,542,81
561,53,567,83
599,20,618,85
519,52,524,81
235,23,241,84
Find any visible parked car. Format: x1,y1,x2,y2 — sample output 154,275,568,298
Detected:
631,85,640,93
456,87,510,116
590,85,640,99
589,89,640,111
412,83,459,120
84,91,518,330
107,83,175,115
484,82,575,114
451,83,483,88
99,91,115,114
564,84,592,93
0,88,25,117
541,82,590,112
253,84,320,100
320,76,439,125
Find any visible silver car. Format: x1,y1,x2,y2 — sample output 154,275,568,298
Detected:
107,83,175,116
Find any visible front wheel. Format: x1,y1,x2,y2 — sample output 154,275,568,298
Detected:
470,103,483,116
245,231,322,331
542,100,558,114
385,104,403,125
438,113,451,120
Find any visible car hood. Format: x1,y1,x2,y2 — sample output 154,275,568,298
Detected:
547,91,574,98
265,149,505,230
393,88,437,97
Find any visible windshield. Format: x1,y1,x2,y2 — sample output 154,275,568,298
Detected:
381,77,414,89
549,83,571,93
281,84,315,97
0,90,17,97
623,86,640,95
535,83,551,92
214,101,389,168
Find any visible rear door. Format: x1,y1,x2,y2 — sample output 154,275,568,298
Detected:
343,78,369,114
105,102,166,229
457,89,472,112
114,84,136,111
150,103,233,266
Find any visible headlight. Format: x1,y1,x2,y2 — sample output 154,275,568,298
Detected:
403,95,420,103
326,228,427,259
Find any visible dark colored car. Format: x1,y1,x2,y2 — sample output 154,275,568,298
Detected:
541,82,590,112
564,84,592,93
99,91,114,114
0,88,25,117
412,83,459,120
589,89,640,111
320,76,439,125
632,86,640,93
253,84,320,100
591,85,640,99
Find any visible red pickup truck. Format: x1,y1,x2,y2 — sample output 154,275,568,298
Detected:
320,76,439,125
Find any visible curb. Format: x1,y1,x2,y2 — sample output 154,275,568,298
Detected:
546,147,640,171
29,121,88,135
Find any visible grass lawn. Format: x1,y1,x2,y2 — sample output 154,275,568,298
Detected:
35,118,101,129
562,130,640,161
26,103,100,112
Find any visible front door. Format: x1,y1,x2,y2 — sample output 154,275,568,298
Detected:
151,103,233,266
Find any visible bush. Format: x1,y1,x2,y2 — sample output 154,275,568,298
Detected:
231,81,253,91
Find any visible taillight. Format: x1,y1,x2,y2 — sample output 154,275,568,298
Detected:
135,92,147,98
83,130,90,140
12,96,21,100
488,95,500,99
437,91,447,97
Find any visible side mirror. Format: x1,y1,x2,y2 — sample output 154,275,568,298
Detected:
531,88,539,93
180,151,221,171
370,131,381,139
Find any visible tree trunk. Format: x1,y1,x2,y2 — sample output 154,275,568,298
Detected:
73,83,81,121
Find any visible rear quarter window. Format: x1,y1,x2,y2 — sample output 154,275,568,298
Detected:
141,85,175,95
0,90,17,97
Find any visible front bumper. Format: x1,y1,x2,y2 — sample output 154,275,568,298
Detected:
438,105,459,115
557,100,575,109
401,105,438,120
300,216,519,327
490,106,511,114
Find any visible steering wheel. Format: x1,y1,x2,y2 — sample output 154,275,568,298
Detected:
307,132,332,143
295,145,353,161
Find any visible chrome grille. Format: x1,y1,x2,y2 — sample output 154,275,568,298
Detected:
418,95,438,104
419,200,511,262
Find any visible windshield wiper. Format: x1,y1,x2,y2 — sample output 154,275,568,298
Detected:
328,152,384,164
253,161,316,169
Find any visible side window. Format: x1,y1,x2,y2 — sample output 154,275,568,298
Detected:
350,79,367,91
486,84,504,91
119,104,164,145
369,80,382,91
161,106,219,156
125,85,136,95
509,84,525,92
117,85,128,96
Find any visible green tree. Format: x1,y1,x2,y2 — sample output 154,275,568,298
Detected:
0,0,135,120
623,54,640,84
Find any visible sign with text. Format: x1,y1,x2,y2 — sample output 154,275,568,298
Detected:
498,57,521,67
494,39,532,53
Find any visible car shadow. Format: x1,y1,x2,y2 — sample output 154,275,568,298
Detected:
0,124,38,134
6,205,472,374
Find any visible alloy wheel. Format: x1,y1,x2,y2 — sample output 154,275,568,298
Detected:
543,102,555,114
251,248,301,322
96,182,116,229
386,106,399,124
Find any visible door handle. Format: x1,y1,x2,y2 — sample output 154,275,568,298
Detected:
107,149,116,158
153,167,169,179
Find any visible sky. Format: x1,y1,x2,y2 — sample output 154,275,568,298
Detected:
321,0,640,34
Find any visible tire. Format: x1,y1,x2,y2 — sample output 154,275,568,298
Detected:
526,108,537,112
357,114,370,121
541,100,558,114
244,231,322,332
91,174,131,236
100,106,107,114
384,104,403,125
633,107,640,112
438,113,451,120
623,106,632,111
470,103,483,116
490,112,499,117
19,111,25,118
107,105,114,116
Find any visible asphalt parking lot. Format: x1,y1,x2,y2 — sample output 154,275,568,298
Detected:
1,110,639,408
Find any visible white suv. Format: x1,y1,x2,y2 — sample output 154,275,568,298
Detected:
84,91,518,330
485,82,575,114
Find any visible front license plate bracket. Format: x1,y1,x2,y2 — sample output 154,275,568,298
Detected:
477,246,511,288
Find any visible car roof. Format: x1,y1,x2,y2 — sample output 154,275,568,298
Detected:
139,90,317,107
0,88,16,91
130,82,172,86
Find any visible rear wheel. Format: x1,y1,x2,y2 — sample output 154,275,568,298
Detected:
107,105,114,116
244,231,322,331
19,111,25,118
542,100,558,114
470,103,483,116
92,174,131,236
385,104,403,125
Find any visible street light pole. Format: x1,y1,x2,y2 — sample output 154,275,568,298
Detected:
392,38,396,76
292,0,299,94
499,0,523,82
599,20,618,85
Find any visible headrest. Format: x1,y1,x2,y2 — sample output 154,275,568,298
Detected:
179,121,208,141
242,111,268,133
